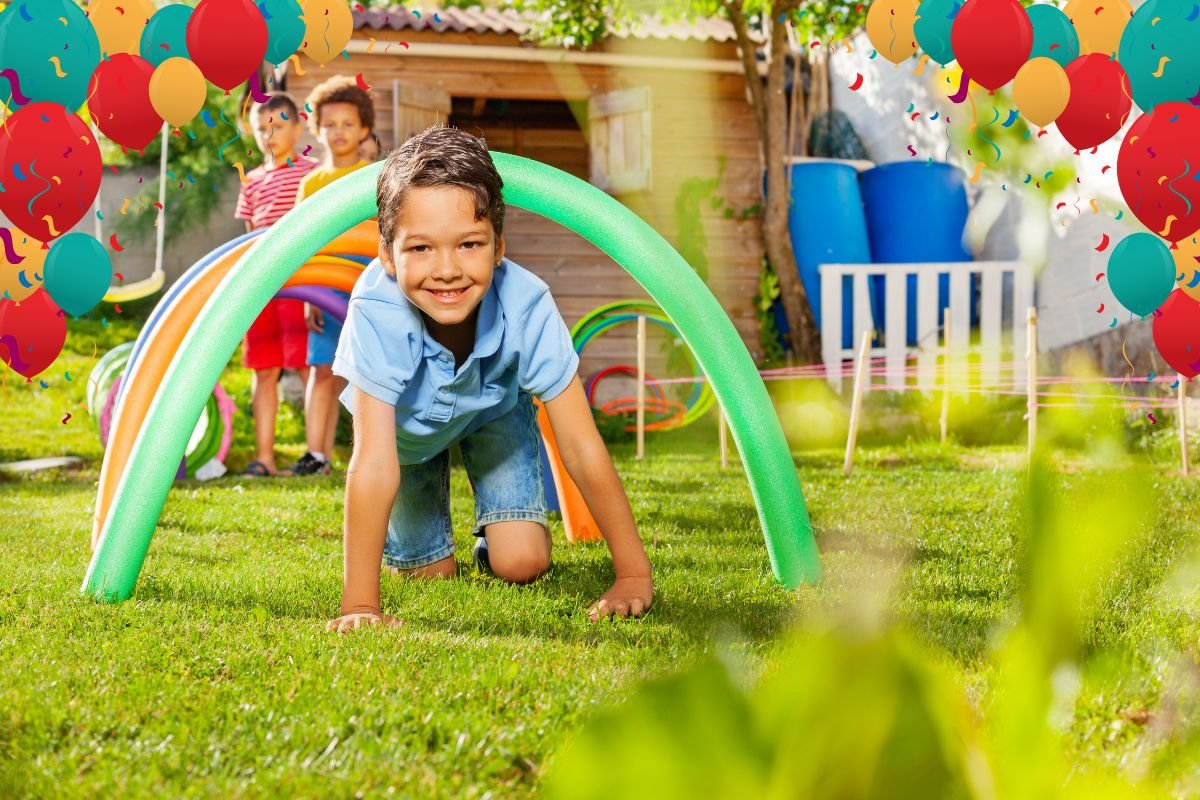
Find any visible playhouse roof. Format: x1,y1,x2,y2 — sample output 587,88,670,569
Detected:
352,4,754,44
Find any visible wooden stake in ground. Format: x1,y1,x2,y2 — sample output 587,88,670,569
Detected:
718,402,729,469
1026,307,1038,463
844,329,873,477
636,314,646,461
940,306,951,444
1181,376,1191,478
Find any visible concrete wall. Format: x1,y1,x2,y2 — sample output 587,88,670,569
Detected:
75,165,248,288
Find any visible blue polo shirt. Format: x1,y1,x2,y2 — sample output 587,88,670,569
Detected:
333,257,579,465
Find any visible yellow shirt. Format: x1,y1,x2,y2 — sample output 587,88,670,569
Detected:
296,160,369,202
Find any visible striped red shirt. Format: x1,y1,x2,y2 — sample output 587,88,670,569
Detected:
234,155,319,229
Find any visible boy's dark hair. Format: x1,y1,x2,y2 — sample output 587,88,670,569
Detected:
305,75,375,137
251,93,300,123
377,126,505,270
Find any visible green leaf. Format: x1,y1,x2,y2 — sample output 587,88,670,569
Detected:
544,659,770,800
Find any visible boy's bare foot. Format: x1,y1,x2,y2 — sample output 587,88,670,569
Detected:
384,556,458,579
326,609,404,634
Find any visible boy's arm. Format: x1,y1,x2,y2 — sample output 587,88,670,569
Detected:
543,376,653,620
327,387,403,633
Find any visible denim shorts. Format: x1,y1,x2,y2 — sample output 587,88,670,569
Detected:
307,291,349,366
383,391,548,570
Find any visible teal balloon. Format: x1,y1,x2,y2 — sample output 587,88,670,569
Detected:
140,4,193,69
44,233,112,317
1107,233,1176,317
0,0,100,110
914,0,960,66
1027,5,1080,67
1118,0,1200,112
259,0,305,65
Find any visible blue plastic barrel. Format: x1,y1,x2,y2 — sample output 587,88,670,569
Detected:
768,160,873,350
859,162,972,345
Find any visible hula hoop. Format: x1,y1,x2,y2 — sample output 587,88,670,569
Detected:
95,358,234,479
585,366,666,407
571,304,714,427
599,397,688,430
85,155,819,601
574,313,704,411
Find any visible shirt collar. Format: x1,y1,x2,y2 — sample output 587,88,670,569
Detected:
417,272,504,362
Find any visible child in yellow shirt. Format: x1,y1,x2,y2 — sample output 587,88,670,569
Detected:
283,76,377,476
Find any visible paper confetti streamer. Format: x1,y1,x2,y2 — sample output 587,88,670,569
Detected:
232,162,249,183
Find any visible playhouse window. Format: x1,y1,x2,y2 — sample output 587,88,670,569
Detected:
588,86,652,194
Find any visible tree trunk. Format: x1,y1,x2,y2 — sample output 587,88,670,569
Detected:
727,1,822,362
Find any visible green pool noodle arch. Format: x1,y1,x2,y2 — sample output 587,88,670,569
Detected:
82,154,820,601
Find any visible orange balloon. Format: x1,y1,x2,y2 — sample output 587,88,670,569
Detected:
1175,236,1200,302
88,0,156,57
149,58,207,128
1064,0,1133,56
0,231,48,304
866,0,921,64
299,0,354,66
1013,58,1071,128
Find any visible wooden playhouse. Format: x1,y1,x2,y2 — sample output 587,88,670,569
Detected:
281,4,765,392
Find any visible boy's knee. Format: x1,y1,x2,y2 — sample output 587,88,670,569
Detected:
490,548,550,584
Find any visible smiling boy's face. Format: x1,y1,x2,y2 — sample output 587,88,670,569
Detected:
380,185,505,335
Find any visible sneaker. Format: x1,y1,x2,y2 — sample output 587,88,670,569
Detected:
281,451,331,477
473,537,492,574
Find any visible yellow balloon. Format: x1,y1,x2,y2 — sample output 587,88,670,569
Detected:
866,0,921,65
0,232,48,304
87,0,156,57
1012,58,1071,129
1064,0,1133,56
149,58,207,128
1175,236,1200,303
299,0,354,66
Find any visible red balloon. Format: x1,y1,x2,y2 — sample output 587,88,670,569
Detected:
1117,102,1200,243
87,54,163,151
0,103,103,242
187,0,268,92
950,0,1033,91
0,289,68,380
1152,290,1200,378
1055,54,1133,151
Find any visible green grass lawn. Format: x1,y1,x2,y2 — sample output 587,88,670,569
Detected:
2,320,1199,796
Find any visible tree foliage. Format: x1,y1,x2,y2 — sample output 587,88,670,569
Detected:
112,86,256,247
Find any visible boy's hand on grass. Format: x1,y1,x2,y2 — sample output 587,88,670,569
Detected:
588,575,653,622
305,303,325,334
326,609,404,634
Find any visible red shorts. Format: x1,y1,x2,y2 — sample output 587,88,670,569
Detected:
243,298,309,370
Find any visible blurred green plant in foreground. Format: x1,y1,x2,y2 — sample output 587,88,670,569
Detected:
546,374,1195,799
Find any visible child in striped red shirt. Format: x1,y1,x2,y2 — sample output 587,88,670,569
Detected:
234,93,318,477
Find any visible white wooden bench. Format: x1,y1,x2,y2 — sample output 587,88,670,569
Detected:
818,261,1033,392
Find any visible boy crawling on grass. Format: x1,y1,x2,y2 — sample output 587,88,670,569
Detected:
326,126,654,633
